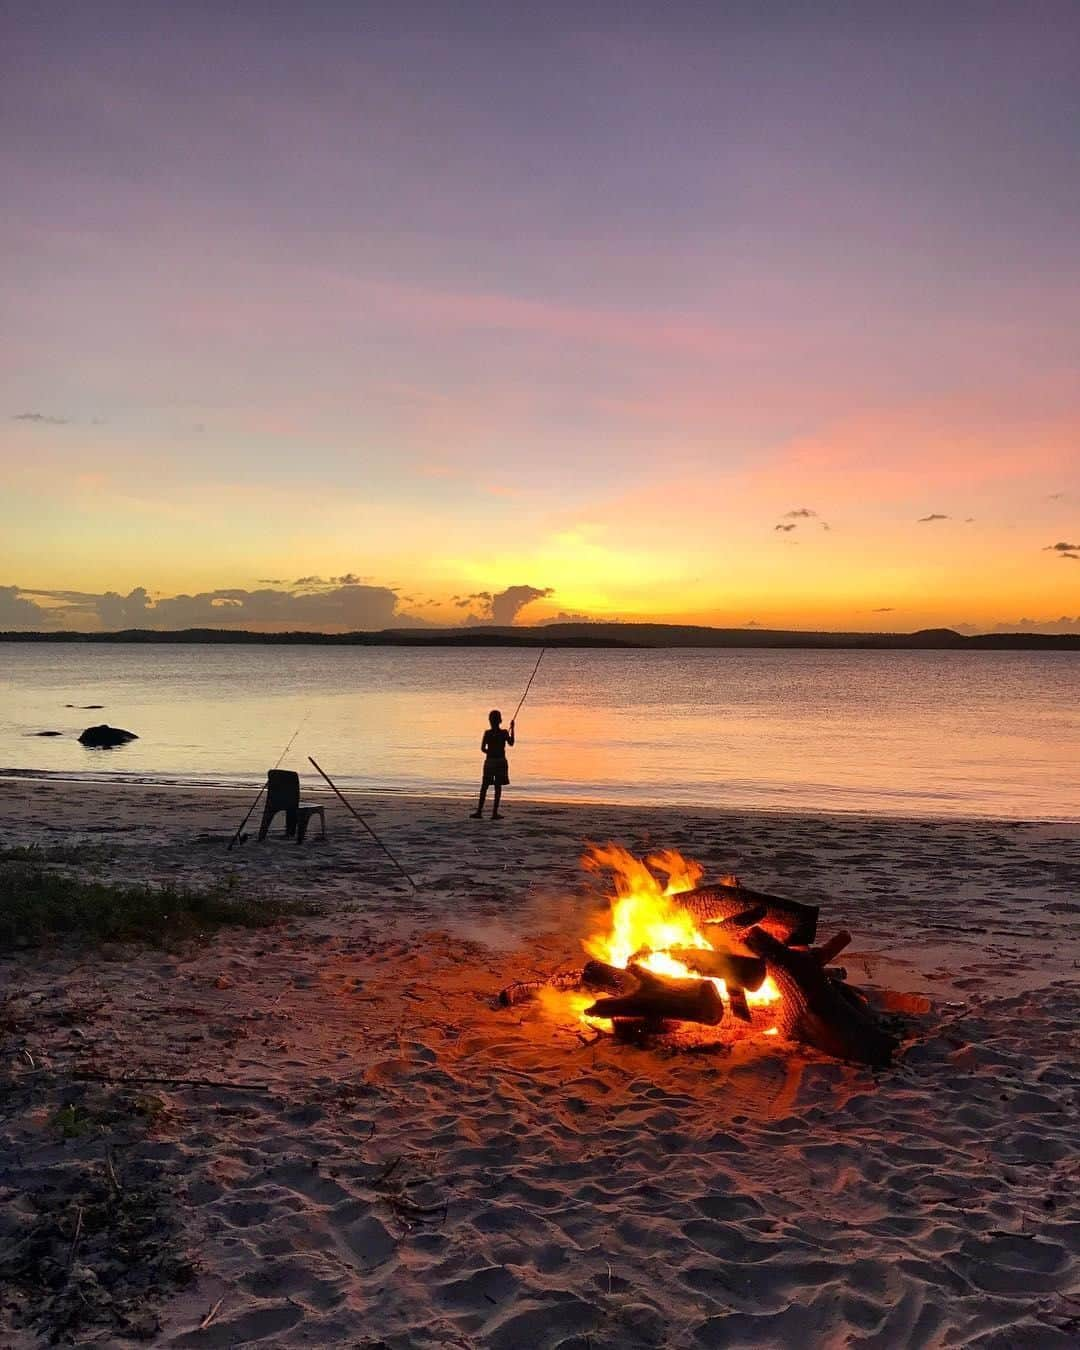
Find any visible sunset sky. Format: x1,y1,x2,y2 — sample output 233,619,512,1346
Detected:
3,1,1078,633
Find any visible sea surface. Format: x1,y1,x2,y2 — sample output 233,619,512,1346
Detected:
2,644,1078,819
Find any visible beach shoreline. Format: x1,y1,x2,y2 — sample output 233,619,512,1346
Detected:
5,767,1080,828
2,778,1078,1346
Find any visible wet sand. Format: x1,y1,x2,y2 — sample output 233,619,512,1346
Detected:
2,778,1078,1347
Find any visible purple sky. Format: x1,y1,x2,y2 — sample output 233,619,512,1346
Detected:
3,1,1079,631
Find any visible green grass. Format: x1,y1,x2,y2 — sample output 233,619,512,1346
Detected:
0,856,312,950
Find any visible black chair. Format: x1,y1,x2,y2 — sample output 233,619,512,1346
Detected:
257,770,326,844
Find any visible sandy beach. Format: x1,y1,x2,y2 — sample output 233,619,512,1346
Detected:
2,776,1078,1348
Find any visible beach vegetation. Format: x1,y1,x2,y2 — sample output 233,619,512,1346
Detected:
0,853,313,949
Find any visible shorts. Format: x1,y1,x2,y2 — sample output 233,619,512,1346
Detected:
482,757,510,787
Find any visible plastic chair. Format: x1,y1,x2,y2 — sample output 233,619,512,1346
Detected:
257,770,326,844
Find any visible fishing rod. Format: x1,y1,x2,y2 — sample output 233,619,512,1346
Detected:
226,713,309,851
308,756,419,890
510,647,546,724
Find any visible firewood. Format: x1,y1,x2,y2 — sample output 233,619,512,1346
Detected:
727,986,752,1023
672,882,819,944
744,926,898,1067
813,931,852,966
666,947,767,992
581,960,637,993
709,904,766,930
585,965,725,1026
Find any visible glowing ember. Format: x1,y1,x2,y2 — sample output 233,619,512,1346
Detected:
582,844,782,1019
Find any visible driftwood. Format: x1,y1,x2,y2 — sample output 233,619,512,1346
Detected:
666,947,767,992
672,882,819,945
494,969,583,1007
586,965,725,1026
744,927,897,1066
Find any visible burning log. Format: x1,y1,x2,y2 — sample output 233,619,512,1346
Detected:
727,986,752,1023
672,882,819,945
581,960,637,993
585,965,725,1027
813,931,852,966
712,904,767,930
744,927,898,1067
666,947,767,992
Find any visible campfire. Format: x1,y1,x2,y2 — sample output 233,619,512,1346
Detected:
499,846,899,1067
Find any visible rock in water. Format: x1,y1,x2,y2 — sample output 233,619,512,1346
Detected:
34,730,63,737
78,724,138,748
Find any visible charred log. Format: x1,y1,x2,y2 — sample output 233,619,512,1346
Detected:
744,927,897,1067
710,904,767,930
666,947,767,992
581,960,637,993
813,931,852,966
727,986,752,1023
672,882,819,945
585,965,725,1027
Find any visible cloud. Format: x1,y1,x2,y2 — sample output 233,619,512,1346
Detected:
11,412,68,425
0,586,52,629
917,513,950,523
454,591,492,609
775,507,831,533
7,581,430,632
872,607,896,613
457,585,553,625
1043,541,1079,554
149,584,423,630
490,585,554,625
96,587,152,628
991,616,1080,633
542,610,591,624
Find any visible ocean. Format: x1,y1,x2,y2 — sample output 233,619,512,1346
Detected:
2,644,1077,819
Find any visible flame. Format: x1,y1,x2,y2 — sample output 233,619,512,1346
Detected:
582,844,781,1013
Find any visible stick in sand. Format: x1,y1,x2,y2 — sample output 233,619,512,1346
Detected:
308,756,419,889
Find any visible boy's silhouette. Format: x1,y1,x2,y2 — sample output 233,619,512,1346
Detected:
471,709,515,819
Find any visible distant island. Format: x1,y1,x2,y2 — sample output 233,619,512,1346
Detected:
3,623,1078,650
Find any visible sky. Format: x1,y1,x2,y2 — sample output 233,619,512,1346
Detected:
2,0,1079,633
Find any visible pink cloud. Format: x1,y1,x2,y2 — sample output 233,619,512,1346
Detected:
366,280,761,360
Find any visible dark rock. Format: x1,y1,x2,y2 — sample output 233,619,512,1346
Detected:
33,731,63,737
78,725,138,748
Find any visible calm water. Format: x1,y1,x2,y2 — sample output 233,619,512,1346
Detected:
1,645,1078,819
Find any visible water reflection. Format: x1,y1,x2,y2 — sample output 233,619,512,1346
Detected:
2,646,1077,819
